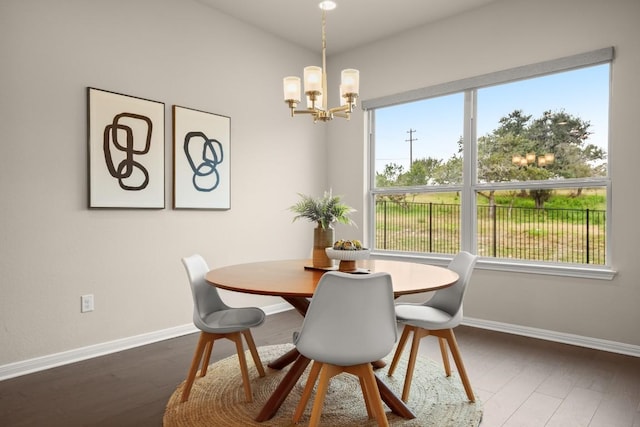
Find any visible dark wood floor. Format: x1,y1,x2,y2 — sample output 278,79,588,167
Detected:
1,310,639,426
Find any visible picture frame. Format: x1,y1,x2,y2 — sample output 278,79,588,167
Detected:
172,105,230,210
87,87,165,208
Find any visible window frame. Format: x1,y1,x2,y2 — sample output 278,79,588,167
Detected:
364,48,615,280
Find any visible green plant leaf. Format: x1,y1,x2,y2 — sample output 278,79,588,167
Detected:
289,190,356,229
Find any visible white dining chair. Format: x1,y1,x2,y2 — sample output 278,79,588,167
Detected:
180,254,266,403
387,251,478,403
292,271,397,427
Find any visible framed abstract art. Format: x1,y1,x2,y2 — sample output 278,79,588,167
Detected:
172,105,230,209
88,87,165,208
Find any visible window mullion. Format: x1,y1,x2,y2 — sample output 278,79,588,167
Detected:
461,90,476,253
367,109,376,250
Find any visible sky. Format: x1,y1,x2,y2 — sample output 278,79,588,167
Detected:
374,64,610,173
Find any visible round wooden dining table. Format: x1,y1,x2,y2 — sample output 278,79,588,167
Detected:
205,258,459,422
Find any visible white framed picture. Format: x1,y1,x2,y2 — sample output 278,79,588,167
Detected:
172,105,230,210
88,87,165,208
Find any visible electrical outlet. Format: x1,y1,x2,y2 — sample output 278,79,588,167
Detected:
81,294,94,313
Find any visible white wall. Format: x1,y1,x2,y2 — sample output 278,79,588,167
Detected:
0,0,327,366
327,0,640,347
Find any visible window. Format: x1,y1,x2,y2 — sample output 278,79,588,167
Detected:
366,48,612,274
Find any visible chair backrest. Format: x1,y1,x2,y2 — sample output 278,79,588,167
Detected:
426,251,478,317
294,271,397,366
182,254,229,330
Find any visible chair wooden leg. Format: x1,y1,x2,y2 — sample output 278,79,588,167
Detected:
438,336,451,376
402,327,428,402
293,361,322,423
308,364,340,427
200,339,214,377
181,332,209,403
242,329,265,377
348,364,388,426
298,362,390,427
182,330,266,405
439,329,475,402
360,364,389,427
388,325,411,376
359,376,374,419
231,332,253,402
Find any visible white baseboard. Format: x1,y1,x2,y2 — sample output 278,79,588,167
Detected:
463,317,640,357
0,302,293,382
2,306,637,382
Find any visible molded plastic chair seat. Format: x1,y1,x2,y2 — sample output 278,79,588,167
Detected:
396,304,460,329
180,254,266,403
199,308,264,333
388,251,478,404
292,271,397,427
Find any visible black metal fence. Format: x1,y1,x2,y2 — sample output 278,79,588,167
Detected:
375,200,606,264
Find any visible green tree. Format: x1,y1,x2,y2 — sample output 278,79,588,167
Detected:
528,110,605,197
376,163,404,187
378,109,605,210
398,157,442,186
477,109,605,208
433,154,463,185
375,163,411,207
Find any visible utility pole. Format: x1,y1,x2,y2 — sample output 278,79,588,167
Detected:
406,129,417,167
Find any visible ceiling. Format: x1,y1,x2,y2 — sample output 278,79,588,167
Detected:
196,0,499,55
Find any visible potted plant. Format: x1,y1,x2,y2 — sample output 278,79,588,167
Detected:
289,190,356,268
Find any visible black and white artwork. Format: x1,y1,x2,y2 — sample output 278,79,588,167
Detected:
88,87,165,208
172,106,230,209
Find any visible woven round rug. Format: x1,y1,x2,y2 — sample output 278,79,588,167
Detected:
164,344,483,426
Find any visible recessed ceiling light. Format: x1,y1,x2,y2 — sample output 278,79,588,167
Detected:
319,1,337,11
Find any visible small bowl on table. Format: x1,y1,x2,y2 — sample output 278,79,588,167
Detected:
325,247,371,272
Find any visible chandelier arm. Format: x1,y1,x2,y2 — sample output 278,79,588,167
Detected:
291,109,320,116
328,104,353,115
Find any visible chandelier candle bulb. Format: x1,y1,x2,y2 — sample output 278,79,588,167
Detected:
283,77,301,103
303,66,323,93
341,69,359,96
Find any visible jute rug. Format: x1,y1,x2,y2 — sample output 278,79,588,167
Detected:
164,344,483,426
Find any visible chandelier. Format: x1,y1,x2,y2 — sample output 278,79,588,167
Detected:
282,1,359,123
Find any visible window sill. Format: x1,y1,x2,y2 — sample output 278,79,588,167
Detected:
370,251,617,281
